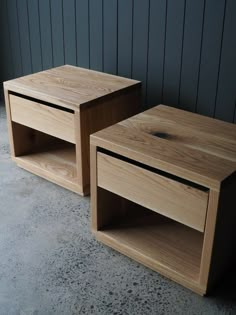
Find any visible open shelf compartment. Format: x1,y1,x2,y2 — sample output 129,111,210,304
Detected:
11,122,80,193
95,188,204,285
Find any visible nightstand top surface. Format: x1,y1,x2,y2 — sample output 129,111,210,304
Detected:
91,105,236,189
4,65,140,111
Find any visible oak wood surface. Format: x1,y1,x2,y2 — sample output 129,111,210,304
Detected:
4,89,15,156
201,174,236,290
91,123,235,190
153,105,236,143
91,105,236,191
10,94,75,143
97,152,208,232
95,213,204,294
79,88,141,191
199,190,220,287
91,104,236,295
4,65,141,111
120,111,236,163
4,66,141,195
13,144,83,194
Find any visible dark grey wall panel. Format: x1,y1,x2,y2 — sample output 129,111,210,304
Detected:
6,0,22,78
117,0,133,78
63,0,76,65
179,0,205,112
234,103,236,123
0,0,235,123
51,0,64,67
76,0,89,68
89,0,103,71
196,0,226,117
147,0,166,107
132,0,149,102
163,0,185,106
0,0,13,81
17,0,32,75
103,0,117,75
215,0,236,123
28,0,42,73
38,0,53,70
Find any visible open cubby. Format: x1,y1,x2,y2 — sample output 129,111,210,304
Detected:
5,65,142,195
91,104,236,294
12,122,78,192
96,188,204,283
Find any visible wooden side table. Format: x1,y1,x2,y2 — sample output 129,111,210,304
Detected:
3,65,141,195
90,105,236,295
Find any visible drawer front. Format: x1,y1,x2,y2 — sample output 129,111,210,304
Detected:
97,152,208,232
10,94,75,143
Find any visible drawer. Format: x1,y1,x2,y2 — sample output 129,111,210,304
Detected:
97,152,209,232
10,94,75,143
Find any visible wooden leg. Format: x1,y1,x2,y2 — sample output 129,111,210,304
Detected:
199,189,220,292
90,143,98,231
4,88,15,157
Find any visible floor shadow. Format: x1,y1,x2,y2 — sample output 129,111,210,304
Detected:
208,267,236,302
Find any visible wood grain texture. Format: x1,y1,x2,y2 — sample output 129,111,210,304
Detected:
3,89,15,156
94,213,205,295
90,144,98,230
79,87,141,193
199,190,220,287
10,123,56,157
91,104,236,294
13,145,83,195
97,152,208,232
10,94,75,144
5,66,141,195
201,173,236,290
120,110,236,163
152,105,236,143
91,123,235,191
4,65,140,111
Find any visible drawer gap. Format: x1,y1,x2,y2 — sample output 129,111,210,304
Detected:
98,147,208,192
9,91,74,113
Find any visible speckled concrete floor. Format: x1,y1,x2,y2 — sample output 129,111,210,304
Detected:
0,103,236,315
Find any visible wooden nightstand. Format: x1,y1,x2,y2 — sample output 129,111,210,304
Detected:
90,105,236,295
3,65,141,195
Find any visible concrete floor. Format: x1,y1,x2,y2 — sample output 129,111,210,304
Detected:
0,103,236,315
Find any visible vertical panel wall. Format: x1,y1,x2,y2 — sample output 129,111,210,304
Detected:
0,0,235,123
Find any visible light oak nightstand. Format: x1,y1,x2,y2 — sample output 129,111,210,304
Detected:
4,65,141,195
90,105,236,295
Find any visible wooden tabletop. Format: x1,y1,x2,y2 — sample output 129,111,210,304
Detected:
4,65,140,111
91,105,236,190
